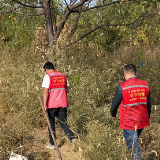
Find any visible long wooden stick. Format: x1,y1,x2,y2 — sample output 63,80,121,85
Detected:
39,97,63,160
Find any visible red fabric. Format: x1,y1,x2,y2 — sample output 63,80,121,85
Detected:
120,78,149,130
47,71,68,109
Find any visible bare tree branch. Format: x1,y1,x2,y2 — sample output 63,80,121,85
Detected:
54,0,155,42
72,0,149,12
69,0,88,10
70,10,152,45
71,26,98,44
53,0,88,41
53,9,71,41
68,6,82,38
64,0,71,11
12,0,44,8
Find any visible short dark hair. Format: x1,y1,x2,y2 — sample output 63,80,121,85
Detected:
124,64,136,75
43,61,54,70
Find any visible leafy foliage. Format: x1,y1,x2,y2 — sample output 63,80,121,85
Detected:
75,1,160,53
0,13,44,48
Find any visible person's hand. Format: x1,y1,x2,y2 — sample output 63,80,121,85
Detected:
44,105,47,110
45,109,48,115
111,115,116,119
44,106,48,114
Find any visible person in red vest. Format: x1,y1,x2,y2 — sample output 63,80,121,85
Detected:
110,64,151,160
42,61,75,149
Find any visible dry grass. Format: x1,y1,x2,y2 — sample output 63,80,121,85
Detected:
0,40,46,158
0,36,160,160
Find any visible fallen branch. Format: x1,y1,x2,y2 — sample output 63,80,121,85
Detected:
39,97,63,160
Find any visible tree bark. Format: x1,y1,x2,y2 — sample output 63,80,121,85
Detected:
42,0,54,46
53,9,71,41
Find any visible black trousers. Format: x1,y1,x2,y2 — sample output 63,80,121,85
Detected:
47,107,75,145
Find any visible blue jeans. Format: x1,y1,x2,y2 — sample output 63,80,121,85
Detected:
48,107,75,145
123,129,143,160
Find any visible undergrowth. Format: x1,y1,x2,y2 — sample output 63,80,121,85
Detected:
0,37,160,160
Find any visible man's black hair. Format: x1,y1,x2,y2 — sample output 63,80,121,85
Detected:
43,61,55,70
124,64,136,75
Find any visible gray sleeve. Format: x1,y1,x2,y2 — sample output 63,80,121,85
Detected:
110,85,122,117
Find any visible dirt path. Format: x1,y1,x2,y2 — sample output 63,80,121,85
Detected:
24,127,82,160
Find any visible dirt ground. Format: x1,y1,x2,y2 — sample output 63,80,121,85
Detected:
12,124,160,160
22,127,82,160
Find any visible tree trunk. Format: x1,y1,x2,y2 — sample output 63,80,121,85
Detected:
42,0,54,46
53,9,71,41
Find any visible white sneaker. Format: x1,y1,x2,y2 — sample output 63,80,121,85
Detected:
46,144,56,149
71,139,75,149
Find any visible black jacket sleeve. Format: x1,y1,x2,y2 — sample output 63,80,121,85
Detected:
110,85,122,117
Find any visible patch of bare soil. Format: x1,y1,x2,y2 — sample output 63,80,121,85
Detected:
23,127,82,160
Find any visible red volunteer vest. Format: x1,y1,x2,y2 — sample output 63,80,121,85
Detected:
47,71,68,109
120,77,149,130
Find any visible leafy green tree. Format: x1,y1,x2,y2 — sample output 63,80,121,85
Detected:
76,0,160,53
0,0,160,55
